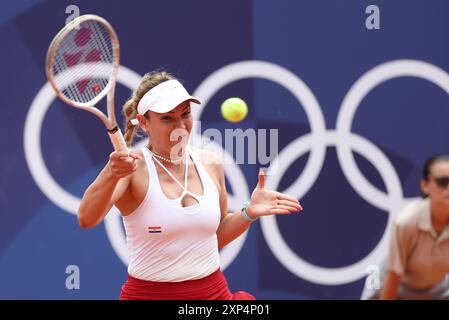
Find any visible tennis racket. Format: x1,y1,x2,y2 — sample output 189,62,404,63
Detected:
45,14,127,153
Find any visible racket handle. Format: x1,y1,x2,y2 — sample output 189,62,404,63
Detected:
108,128,129,154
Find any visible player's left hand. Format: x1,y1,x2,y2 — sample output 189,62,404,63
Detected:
247,169,303,219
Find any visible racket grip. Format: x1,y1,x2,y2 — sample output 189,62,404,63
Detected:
108,129,129,154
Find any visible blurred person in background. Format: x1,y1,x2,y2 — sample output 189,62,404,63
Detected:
362,155,449,300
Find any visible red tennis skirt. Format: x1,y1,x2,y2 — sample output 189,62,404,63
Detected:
120,269,255,300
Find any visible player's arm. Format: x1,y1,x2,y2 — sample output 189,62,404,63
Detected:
380,271,401,300
209,151,301,248
78,150,139,228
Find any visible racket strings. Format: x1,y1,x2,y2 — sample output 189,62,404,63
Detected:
51,20,115,104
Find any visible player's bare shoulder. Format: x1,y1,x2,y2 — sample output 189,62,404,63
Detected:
131,148,147,176
134,148,145,162
190,147,223,184
191,147,222,168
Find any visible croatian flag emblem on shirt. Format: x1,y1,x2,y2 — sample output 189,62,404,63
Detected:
148,226,162,234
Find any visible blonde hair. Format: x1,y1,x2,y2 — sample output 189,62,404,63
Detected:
123,71,175,146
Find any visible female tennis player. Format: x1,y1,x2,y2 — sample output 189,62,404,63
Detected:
77,71,303,300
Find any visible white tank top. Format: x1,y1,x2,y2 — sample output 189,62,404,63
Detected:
122,145,221,282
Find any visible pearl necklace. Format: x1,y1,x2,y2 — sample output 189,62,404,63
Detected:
147,147,186,164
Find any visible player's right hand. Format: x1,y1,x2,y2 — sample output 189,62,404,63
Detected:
107,150,141,178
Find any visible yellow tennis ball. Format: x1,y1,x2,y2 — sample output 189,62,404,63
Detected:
221,97,248,122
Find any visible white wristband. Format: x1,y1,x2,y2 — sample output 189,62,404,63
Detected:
241,201,257,222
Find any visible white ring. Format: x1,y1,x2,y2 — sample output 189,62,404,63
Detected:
261,132,403,285
336,60,449,208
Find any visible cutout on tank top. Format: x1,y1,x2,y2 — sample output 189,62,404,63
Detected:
151,150,205,209
179,193,200,208
175,163,205,208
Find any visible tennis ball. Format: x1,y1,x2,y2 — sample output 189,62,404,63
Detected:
221,97,248,122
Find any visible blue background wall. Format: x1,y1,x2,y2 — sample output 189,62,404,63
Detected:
1,0,449,299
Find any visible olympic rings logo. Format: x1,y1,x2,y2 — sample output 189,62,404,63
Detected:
24,60,449,285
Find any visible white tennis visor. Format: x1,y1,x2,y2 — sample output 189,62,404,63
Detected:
136,79,201,114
